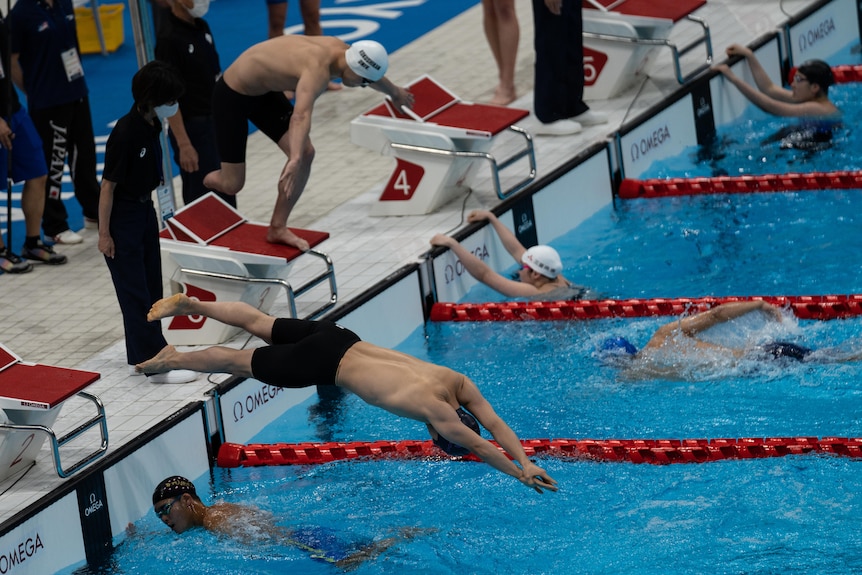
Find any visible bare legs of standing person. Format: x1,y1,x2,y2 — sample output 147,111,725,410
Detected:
482,0,519,106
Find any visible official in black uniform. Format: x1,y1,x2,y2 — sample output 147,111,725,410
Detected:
97,61,196,384
154,0,233,206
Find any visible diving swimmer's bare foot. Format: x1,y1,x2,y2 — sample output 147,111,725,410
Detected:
147,293,195,322
135,345,178,374
489,85,516,106
267,226,310,251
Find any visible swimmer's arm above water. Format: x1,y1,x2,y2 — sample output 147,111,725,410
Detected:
430,233,542,298
678,301,782,337
467,210,528,263
372,77,414,113
449,387,558,493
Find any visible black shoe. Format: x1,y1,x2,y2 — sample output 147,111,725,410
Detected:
0,249,34,274
21,242,68,265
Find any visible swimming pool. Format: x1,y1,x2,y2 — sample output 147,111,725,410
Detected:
85,168,862,573
60,13,862,574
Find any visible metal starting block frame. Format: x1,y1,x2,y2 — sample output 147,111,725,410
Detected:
0,345,107,479
159,194,337,345
351,75,536,216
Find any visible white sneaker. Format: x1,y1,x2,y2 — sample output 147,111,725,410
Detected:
534,119,582,136
84,217,99,230
53,229,83,244
147,369,198,384
572,109,609,126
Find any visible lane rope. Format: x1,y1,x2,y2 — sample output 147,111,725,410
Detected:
217,437,862,467
618,170,862,199
428,294,862,322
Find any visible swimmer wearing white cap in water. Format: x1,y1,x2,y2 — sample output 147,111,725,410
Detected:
431,209,591,300
203,35,414,251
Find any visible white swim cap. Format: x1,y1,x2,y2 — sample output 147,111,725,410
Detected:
345,40,389,83
521,245,562,278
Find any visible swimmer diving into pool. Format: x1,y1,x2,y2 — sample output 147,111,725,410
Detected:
151,476,431,568
138,295,558,493
600,300,862,380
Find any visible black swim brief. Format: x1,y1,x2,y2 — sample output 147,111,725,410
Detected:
211,77,294,163
251,319,361,388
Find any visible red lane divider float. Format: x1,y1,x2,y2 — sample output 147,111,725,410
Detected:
217,437,862,467
806,64,862,84
429,294,862,322
618,170,862,199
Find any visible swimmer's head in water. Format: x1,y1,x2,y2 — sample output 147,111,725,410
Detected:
432,407,481,456
153,476,196,505
345,40,389,83
521,245,562,278
797,60,835,94
760,341,812,362
600,337,638,356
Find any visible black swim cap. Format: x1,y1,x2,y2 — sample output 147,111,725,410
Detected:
760,342,812,362
433,407,481,456
797,60,834,89
152,476,196,505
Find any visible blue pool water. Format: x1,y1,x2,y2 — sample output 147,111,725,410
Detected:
94,181,862,572
644,82,862,179
82,73,862,575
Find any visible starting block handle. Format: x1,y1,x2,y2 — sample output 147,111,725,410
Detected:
389,124,536,200
0,391,109,478
583,14,713,84
177,248,337,319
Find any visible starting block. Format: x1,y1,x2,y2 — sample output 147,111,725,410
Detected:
582,0,712,99
350,75,536,216
159,194,337,345
0,345,107,480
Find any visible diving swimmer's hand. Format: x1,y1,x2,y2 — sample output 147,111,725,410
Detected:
519,462,558,494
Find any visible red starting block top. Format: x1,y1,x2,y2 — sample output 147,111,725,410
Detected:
363,75,530,138
159,193,329,262
0,363,100,411
582,0,706,23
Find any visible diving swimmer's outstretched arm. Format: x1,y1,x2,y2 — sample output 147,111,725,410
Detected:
643,301,784,352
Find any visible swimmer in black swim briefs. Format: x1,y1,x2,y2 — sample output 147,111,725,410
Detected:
211,78,294,165
250,318,360,388
138,294,558,493
201,35,414,251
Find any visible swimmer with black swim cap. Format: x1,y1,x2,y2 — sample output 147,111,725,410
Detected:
713,44,840,118
430,407,482,456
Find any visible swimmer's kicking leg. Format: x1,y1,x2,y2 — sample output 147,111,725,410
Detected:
148,294,276,342
135,344,255,376
140,296,265,375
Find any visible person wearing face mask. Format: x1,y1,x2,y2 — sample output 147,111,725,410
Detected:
154,0,233,207
98,61,197,385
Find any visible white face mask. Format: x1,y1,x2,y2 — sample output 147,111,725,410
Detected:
187,0,210,18
154,102,179,121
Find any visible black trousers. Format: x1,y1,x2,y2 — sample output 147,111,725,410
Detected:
103,198,168,365
30,97,101,236
532,0,590,123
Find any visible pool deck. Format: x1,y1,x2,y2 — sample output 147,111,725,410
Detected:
0,0,823,526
